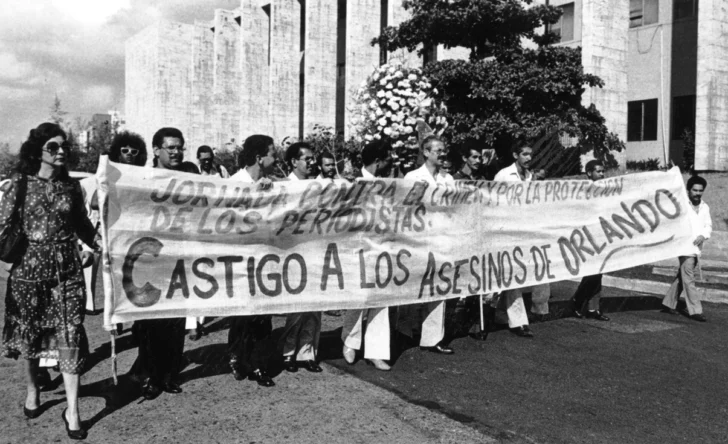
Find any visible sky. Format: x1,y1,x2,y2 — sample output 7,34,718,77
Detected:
0,0,239,149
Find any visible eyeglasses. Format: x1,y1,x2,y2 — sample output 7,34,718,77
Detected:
44,141,70,154
161,145,185,153
120,147,139,156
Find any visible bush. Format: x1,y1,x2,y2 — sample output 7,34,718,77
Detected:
681,129,695,173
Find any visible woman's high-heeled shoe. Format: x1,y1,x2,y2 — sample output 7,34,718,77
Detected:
61,408,87,440
23,405,42,419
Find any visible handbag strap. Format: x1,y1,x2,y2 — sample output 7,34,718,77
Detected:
13,174,27,227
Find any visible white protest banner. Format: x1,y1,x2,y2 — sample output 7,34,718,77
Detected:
98,157,696,327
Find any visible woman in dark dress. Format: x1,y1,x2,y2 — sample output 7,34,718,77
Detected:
1,123,98,440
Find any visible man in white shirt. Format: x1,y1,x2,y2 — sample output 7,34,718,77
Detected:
342,140,394,370
403,135,455,355
280,142,324,372
662,175,712,322
226,135,277,387
492,144,549,338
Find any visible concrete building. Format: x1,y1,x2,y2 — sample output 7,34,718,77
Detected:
125,0,728,170
544,0,728,170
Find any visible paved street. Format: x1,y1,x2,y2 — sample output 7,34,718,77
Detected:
0,271,727,443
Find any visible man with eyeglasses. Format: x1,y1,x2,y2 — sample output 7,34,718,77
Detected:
152,128,199,173
402,135,455,355
132,127,198,401
197,145,229,178
279,142,324,373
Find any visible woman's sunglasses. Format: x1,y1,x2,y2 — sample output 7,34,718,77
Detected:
121,147,139,156
44,141,70,155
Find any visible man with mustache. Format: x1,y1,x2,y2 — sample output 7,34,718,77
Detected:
342,140,394,371
492,144,550,338
225,134,277,386
661,175,712,322
133,127,198,400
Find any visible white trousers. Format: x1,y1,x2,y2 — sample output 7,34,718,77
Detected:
420,301,445,347
185,316,205,329
281,312,321,361
493,290,529,328
342,307,390,360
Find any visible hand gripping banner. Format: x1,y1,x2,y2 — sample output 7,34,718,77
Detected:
98,157,696,328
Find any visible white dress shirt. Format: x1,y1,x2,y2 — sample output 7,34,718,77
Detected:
403,164,454,185
231,167,255,184
493,162,532,182
689,200,712,256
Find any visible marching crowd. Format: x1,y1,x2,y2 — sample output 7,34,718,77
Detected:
0,122,712,440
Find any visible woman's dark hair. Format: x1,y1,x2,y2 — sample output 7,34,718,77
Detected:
240,135,274,168
109,131,147,166
16,122,69,178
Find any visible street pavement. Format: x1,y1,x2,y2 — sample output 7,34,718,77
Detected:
0,257,727,442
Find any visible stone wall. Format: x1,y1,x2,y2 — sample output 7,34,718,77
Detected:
695,0,728,170
580,0,628,168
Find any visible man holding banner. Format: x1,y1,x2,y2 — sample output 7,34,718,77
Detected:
661,175,712,322
342,140,394,370
492,144,549,337
225,135,277,386
571,160,610,321
280,142,324,373
132,127,196,399
402,135,455,355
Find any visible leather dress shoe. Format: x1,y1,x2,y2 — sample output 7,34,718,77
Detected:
365,359,391,371
230,361,245,381
283,356,298,373
661,307,679,315
324,310,342,317
585,310,610,321
419,343,454,354
571,299,585,318
511,325,534,338
141,378,162,400
301,360,323,373
248,369,275,387
62,408,87,440
689,313,707,322
162,380,182,394
342,345,356,364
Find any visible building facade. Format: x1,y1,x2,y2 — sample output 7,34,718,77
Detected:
545,0,728,170
125,0,728,170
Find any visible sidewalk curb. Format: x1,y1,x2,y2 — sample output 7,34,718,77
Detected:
571,276,728,305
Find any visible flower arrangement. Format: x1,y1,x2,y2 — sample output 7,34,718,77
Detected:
350,63,448,171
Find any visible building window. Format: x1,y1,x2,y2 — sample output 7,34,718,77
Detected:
550,3,575,42
674,0,698,20
630,0,659,28
672,95,696,140
627,99,658,142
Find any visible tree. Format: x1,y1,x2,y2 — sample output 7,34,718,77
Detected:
374,0,624,169
0,142,17,179
49,94,68,126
